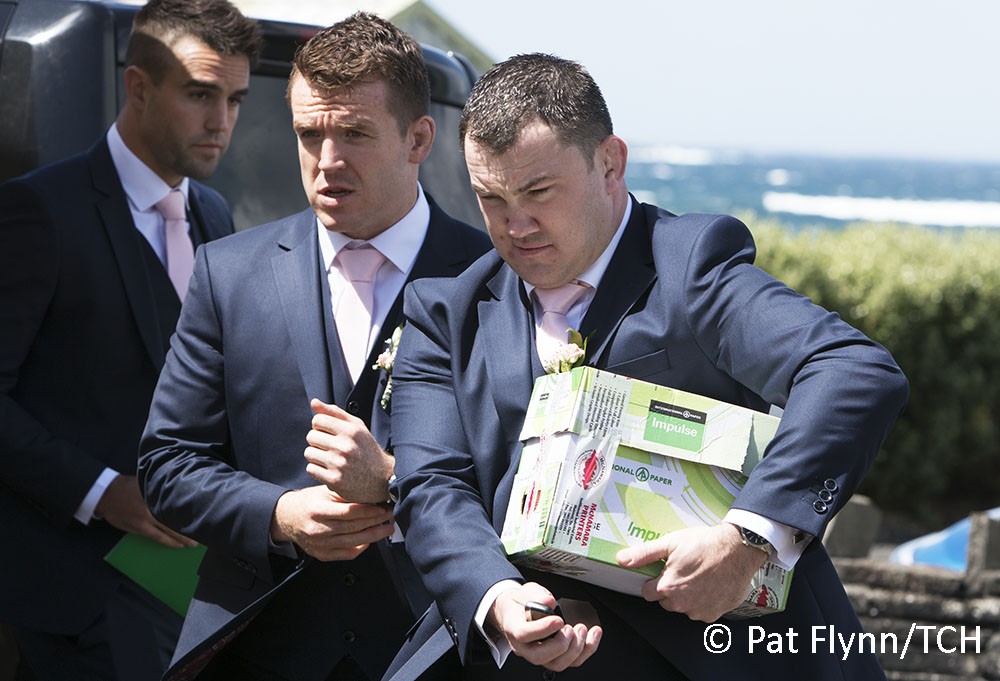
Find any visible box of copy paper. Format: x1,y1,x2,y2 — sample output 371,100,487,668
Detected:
499,366,791,618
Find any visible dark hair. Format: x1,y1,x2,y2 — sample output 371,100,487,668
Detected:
287,12,430,134
459,53,613,166
126,0,261,81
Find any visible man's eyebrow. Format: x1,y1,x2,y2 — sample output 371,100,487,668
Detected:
516,174,552,194
182,79,221,90
182,79,250,97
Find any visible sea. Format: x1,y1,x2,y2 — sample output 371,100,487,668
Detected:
625,146,1000,231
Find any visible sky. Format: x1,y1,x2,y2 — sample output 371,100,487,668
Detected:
422,0,1000,164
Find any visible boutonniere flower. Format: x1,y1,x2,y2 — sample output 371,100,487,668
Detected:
373,324,404,409
542,328,588,374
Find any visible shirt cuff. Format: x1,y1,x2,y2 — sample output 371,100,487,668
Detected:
74,468,120,525
474,579,521,668
724,509,812,570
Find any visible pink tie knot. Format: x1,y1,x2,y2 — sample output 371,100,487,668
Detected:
155,190,186,221
336,244,385,285
534,280,590,317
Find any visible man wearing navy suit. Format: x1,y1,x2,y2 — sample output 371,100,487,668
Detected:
386,54,908,680
0,1,259,679
138,14,490,681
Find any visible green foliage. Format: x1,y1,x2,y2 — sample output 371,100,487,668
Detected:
744,215,1000,524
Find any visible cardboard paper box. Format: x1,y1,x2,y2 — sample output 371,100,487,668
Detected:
500,367,790,618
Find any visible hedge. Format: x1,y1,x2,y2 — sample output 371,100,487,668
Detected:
743,216,1000,524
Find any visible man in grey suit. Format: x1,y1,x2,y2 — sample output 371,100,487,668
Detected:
385,53,908,680
138,13,491,681
0,1,259,679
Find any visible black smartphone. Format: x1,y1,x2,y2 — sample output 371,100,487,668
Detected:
524,600,561,621
525,599,601,628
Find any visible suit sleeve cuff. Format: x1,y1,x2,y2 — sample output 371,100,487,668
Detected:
74,468,119,525
724,509,812,569
474,579,521,668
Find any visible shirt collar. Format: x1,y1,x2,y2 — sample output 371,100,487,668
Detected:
524,198,633,298
106,123,189,212
318,184,430,274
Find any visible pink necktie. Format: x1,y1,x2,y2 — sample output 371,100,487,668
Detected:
533,280,591,366
334,245,386,384
155,190,195,301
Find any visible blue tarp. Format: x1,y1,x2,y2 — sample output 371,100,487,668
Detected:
889,507,1000,572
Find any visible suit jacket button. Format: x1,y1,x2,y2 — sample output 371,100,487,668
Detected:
813,500,829,514
347,400,360,414
543,671,557,680
824,479,839,493
343,631,356,643
819,489,833,503
343,573,356,586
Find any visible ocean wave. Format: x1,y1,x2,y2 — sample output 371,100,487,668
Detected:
762,192,1000,228
629,145,726,166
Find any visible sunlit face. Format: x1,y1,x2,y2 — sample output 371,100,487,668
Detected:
289,75,434,240
137,35,250,185
465,120,625,289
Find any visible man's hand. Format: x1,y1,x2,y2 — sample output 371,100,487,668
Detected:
487,582,602,672
270,484,394,561
96,475,197,549
616,523,766,622
304,399,394,503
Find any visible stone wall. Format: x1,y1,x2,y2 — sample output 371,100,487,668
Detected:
834,512,1000,680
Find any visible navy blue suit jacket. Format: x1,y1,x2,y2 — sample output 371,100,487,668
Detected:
387,200,908,680
138,197,490,681
0,138,233,634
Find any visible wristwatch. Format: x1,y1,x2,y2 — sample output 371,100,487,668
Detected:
387,474,399,505
734,525,775,559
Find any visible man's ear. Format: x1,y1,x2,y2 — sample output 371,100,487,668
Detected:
599,134,628,192
123,65,152,112
407,115,436,164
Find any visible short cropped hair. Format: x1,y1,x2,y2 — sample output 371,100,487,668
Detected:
459,53,613,167
126,0,261,82
287,12,430,134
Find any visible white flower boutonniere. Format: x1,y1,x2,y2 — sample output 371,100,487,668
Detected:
542,328,588,374
373,324,404,409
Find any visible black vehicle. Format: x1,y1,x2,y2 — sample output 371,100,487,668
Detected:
0,0,483,230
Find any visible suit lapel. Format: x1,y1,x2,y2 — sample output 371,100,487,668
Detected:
271,210,335,405
89,140,168,370
579,199,657,365
361,198,489,443
186,183,218,247
375,198,480,361
481,265,537,447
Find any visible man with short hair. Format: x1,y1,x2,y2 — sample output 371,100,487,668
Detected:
385,53,908,680
138,13,490,681
0,1,259,679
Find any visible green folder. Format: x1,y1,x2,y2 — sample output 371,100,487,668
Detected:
104,534,206,616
